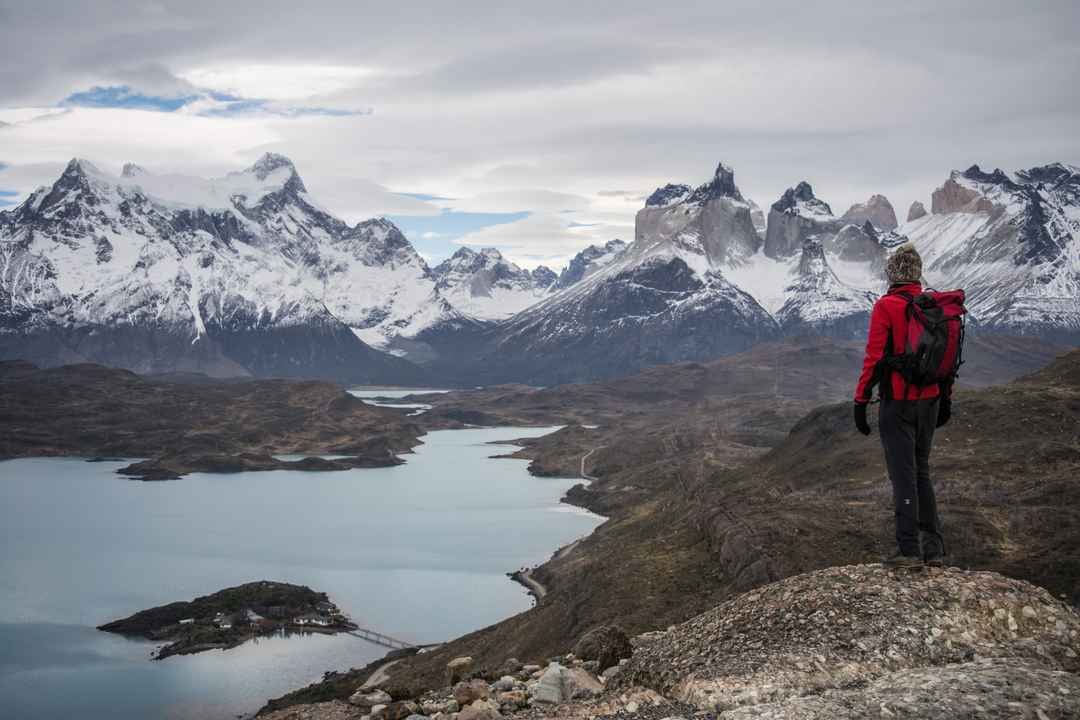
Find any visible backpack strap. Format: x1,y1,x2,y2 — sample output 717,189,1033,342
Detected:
882,291,915,401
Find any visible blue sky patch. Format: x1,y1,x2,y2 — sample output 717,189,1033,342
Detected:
395,192,456,203
62,85,198,112
59,84,360,118
388,209,529,261
0,189,19,207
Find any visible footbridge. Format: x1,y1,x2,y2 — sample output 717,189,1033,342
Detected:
346,627,417,651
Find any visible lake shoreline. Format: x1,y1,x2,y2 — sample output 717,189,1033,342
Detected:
2,425,602,720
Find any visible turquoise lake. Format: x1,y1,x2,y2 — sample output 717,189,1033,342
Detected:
0,423,601,719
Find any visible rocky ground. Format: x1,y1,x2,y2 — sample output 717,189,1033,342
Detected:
0,361,438,478
265,342,1079,708
259,564,1080,720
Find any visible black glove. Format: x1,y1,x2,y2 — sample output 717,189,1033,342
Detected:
853,402,871,436
936,396,952,428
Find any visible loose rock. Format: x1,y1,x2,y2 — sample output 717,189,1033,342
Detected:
574,625,634,671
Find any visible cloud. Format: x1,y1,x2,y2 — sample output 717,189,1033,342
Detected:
179,64,376,101
1,0,1077,263
454,211,630,269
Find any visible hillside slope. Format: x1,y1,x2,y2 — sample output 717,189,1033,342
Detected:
265,345,1079,707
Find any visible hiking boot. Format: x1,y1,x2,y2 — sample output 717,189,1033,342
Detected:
883,553,923,570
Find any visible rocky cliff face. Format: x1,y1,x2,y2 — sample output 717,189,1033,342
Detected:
764,181,842,259
906,200,927,221
840,193,898,230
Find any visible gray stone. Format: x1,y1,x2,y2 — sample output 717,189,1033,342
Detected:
350,689,393,708
457,699,501,720
452,679,489,706
446,656,473,684
531,662,569,704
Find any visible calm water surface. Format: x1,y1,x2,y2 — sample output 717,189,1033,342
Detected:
0,424,601,720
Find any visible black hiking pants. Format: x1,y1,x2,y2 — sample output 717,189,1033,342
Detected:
878,397,944,558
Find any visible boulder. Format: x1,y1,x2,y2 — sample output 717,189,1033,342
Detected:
566,667,603,699
495,690,528,710
601,665,622,683
529,662,603,703
457,699,501,720
446,656,473,684
371,701,418,720
531,663,569,704
349,689,393,708
490,675,517,692
573,625,634,670
452,679,489,706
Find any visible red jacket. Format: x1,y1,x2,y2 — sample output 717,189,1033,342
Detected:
854,283,941,403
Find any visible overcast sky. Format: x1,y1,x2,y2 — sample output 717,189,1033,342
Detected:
1,1,1078,268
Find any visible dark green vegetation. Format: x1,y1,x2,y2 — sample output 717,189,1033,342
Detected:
98,581,356,659
0,361,435,478
262,336,1077,710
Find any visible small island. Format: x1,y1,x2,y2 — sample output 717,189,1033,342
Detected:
98,581,357,659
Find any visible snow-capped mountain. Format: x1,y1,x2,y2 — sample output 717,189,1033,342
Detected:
4,154,1075,387
430,246,557,320
555,239,627,289
902,163,1080,343
451,164,783,384
0,154,448,382
454,164,923,384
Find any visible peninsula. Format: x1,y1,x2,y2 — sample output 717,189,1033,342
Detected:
98,581,357,659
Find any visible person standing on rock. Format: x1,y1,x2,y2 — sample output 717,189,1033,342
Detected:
853,244,952,570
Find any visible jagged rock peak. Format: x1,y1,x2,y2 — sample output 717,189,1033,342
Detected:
531,265,557,287
797,238,829,276
121,163,146,178
907,200,927,222
645,161,744,207
645,183,691,207
556,239,628,288
932,176,996,215
1017,162,1080,187
687,161,744,203
771,180,833,216
63,157,104,176
961,163,1015,187
841,193,898,230
249,152,297,180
